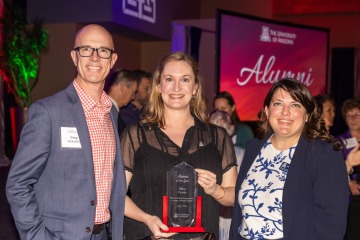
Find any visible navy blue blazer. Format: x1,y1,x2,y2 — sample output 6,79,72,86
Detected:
6,83,126,240
230,135,349,240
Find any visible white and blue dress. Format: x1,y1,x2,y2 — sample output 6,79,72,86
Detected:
238,139,296,239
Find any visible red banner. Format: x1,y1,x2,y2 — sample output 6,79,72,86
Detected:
217,11,329,121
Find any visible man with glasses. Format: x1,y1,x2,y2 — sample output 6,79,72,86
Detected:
6,24,126,240
338,98,360,240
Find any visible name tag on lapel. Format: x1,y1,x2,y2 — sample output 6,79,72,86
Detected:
344,137,358,149
61,127,82,148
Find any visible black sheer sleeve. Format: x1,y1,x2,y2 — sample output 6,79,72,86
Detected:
120,124,142,172
212,125,237,173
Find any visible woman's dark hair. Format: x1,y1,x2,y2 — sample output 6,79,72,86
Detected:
313,94,335,116
213,91,241,124
258,78,342,150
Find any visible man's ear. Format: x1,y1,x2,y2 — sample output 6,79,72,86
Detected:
110,53,118,69
71,50,78,66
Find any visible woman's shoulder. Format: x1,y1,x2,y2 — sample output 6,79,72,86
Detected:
121,122,148,140
121,122,152,151
126,121,156,131
123,122,140,133
302,137,340,154
305,137,331,146
301,138,345,171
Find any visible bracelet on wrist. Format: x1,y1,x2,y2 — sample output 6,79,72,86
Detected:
215,186,225,200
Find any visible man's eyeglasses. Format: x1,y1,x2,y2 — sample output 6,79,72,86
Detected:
346,112,360,120
73,46,114,59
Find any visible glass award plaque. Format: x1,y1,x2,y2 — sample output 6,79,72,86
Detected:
162,161,204,232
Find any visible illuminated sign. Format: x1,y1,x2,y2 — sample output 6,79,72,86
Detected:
122,0,156,23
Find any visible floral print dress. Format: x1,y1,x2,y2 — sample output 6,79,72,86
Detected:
238,139,296,239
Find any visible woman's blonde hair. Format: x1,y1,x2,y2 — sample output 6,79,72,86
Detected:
142,52,208,128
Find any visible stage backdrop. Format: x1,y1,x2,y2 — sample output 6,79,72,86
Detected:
216,10,329,121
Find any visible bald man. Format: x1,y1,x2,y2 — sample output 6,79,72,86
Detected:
6,24,126,240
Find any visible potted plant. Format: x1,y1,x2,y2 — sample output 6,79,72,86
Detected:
0,1,48,153
0,1,48,108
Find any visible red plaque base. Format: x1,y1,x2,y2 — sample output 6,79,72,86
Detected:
162,196,205,233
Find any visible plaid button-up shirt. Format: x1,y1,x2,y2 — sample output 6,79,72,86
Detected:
74,80,115,223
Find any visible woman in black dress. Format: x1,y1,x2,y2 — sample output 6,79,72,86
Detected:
120,52,237,239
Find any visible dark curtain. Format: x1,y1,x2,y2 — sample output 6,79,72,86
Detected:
330,47,356,136
188,26,202,62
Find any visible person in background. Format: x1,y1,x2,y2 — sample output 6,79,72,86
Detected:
120,52,237,239
213,91,254,148
230,78,349,240
6,24,126,240
118,69,152,135
337,98,360,240
314,95,359,175
208,109,244,240
313,95,360,175
314,94,336,133
104,68,137,112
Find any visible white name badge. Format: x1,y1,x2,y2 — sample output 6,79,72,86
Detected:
61,127,82,148
344,137,358,149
